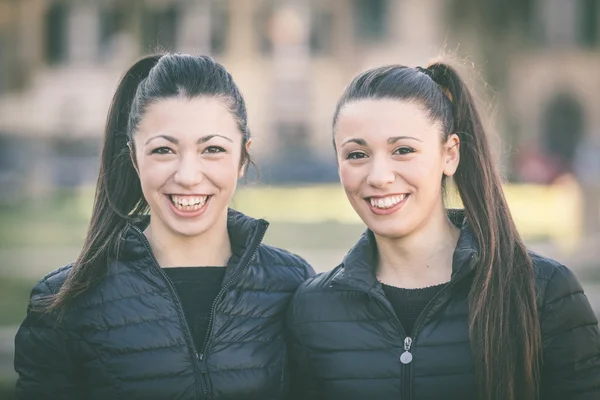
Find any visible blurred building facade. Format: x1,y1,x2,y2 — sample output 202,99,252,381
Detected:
0,0,599,228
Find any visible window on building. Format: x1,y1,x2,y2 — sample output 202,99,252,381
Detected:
352,0,387,40
141,4,180,52
543,93,584,168
99,4,130,59
577,0,599,47
45,2,69,64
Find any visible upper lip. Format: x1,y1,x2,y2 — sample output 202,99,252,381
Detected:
364,193,408,199
166,193,212,196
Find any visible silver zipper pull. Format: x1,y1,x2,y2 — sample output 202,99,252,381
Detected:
400,337,413,364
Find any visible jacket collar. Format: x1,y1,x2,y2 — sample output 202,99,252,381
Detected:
332,209,478,291
117,208,269,281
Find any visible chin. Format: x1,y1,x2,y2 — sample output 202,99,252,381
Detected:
168,221,212,238
370,226,410,240
362,215,413,239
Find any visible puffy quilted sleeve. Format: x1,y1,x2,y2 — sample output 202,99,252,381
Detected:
14,278,80,399
539,264,600,399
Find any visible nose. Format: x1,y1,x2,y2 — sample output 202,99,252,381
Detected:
366,155,395,188
173,153,203,188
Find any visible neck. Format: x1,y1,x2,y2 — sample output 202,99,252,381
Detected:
145,212,231,268
375,207,460,289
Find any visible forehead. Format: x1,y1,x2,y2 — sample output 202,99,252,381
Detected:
137,96,240,140
335,99,442,141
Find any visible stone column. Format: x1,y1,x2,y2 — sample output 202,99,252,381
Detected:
267,0,314,181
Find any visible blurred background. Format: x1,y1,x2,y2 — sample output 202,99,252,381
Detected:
1,0,600,397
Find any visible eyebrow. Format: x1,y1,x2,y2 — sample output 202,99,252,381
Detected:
341,135,423,147
341,138,367,147
145,134,234,145
387,135,423,144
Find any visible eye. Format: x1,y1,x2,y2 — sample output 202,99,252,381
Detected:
393,146,415,155
346,151,367,160
204,146,226,154
151,146,174,155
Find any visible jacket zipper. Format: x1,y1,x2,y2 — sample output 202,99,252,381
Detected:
130,225,203,398
396,254,476,400
343,254,475,400
368,287,411,398
197,223,268,396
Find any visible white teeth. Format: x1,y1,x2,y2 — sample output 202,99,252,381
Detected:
170,195,208,212
370,194,407,209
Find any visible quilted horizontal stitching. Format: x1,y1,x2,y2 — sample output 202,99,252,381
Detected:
296,318,390,324
217,313,270,319
570,353,600,369
310,347,396,353
543,322,599,341
543,290,585,308
217,338,274,344
228,289,292,294
211,364,278,373
118,372,195,383
322,376,400,382
103,342,184,356
414,368,473,378
418,340,470,348
90,315,176,332
72,288,165,312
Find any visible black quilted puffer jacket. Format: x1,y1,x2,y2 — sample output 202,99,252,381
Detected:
287,213,600,400
15,210,314,400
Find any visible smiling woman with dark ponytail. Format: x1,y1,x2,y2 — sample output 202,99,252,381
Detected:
14,53,314,399
287,62,600,399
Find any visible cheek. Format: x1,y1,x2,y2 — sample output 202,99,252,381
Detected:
137,160,173,189
206,158,242,185
339,165,360,192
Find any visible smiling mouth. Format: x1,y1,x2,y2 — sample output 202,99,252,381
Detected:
367,194,408,210
168,194,211,212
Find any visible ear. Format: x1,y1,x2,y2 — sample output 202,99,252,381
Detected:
128,141,140,176
238,138,253,179
442,133,460,177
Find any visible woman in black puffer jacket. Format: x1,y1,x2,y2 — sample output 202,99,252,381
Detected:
14,54,314,400
287,63,600,400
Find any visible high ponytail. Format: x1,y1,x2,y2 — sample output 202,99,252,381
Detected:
427,62,541,400
46,55,162,311
333,62,542,400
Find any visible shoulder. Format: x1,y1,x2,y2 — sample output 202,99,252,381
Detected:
530,251,585,307
255,243,315,281
289,266,342,310
295,266,341,295
28,264,73,304
287,266,349,330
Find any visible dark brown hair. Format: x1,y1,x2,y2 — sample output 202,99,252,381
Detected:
333,63,541,400
48,53,253,310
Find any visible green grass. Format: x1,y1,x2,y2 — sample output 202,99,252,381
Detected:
0,190,90,249
0,181,588,250
0,379,15,400
0,276,37,326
